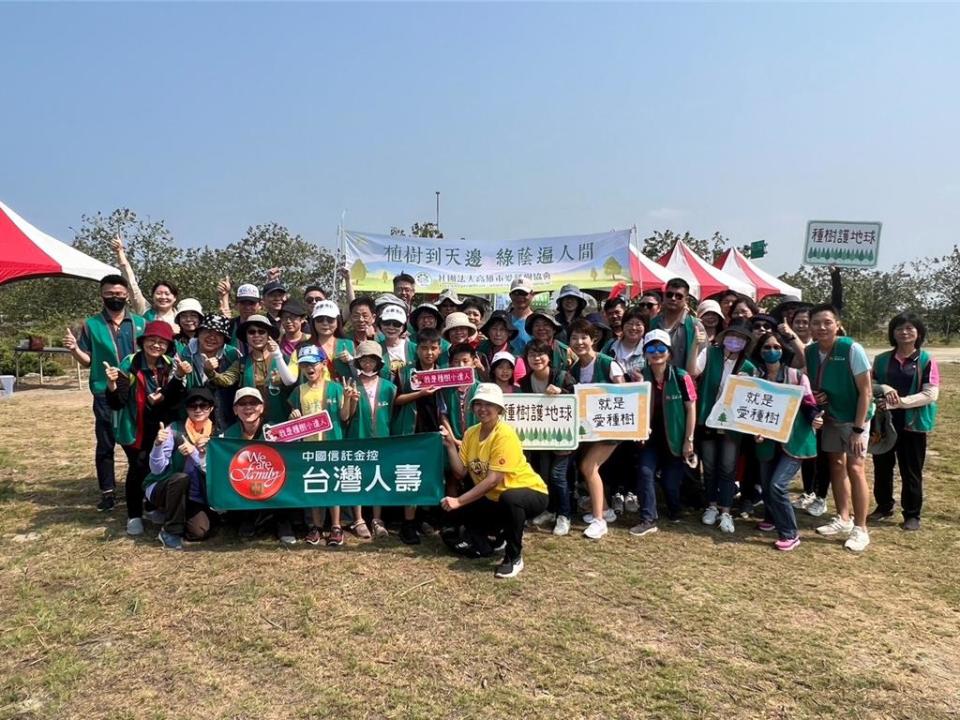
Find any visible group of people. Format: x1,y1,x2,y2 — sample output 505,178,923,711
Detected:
61,239,939,578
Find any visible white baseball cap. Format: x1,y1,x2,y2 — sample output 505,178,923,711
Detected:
237,283,260,300
642,329,672,349
471,382,505,410
312,300,341,319
490,351,516,368
379,304,407,325
233,387,264,405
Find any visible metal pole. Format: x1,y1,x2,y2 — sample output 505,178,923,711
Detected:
435,191,440,231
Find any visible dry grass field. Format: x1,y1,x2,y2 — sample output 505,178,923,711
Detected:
1,366,958,720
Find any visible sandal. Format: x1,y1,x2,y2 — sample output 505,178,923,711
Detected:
371,518,389,539
350,519,372,540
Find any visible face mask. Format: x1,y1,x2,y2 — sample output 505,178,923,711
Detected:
761,348,782,364
358,369,378,377
723,336,747,353
103,297,126,312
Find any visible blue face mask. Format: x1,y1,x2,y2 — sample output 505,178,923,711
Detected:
761,348,783,364
723,336,747,353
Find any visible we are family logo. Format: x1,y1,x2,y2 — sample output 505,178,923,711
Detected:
228,445,286,500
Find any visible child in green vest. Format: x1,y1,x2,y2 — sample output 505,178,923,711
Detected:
568,318,626,540
696,319,756,534
349,340,398,539
806,304,874,552
870,312,939,531
753,332,823,551
440,344,480,502
286,345,352,546
394,328,444,544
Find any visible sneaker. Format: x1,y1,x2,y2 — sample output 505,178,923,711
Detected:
531,510,556,527
629,520,659,537
158,530,183,550
582,508,617,524
399,521,420,545
419,520,437,536
719,512,735,533
371,519,389,538
816,515,854,537
276,519,296,546
96,493,116,512
774,536,800,552
494,556,524,579
305,526,323,545
326,526,344,547
582,518,608,540
126,518,144,536
145,509,165,525
806,497,828,517
868,506,895,522
553,515,571,536
902,517,921,531
844,526,870,552
611,492,625,514
624,492,640,514
757,521,776,532
738,501,755,520
701,506,719,526
792,492,816,510
577,494,592,512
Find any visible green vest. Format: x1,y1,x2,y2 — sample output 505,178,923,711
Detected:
805,338,874,424
114,352,175,447
571,353,617,383
142,421,187,489
348,378,397,439
379,339,418,382
754,367,817,461
221,422,266,440
286,381,345,440
241,355,289,426
85,312,146,394
696,345,756,427
872,350,937,432
642,365,689,457
440,381,479,440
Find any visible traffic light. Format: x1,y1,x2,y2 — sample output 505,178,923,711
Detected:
750,240,767,258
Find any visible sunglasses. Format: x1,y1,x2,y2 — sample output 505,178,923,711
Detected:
644,343,669,354
247,328,268,335
187,402,212,410
314,316,337,323
382,320,404,328
638,302,658,309
305,295,323,303
664,292,686,300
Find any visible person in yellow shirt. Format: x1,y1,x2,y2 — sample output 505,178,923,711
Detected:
440,383,547,579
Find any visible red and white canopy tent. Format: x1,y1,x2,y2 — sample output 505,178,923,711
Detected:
657,240,755,300
0,201,118,286
714,248,801,302
628,236,675,297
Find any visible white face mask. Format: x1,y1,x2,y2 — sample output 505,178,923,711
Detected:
358,369,378,377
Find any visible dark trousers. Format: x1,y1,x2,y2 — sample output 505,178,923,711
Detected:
92,394,117,494
702,432,740,509
801,430,832,498
121,445,149,519
530,451,572,518
873,430,927,519
636,443,685,522
150,472,189,535
466,488,548,562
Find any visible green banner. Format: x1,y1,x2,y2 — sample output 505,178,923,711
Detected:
206,433,444,510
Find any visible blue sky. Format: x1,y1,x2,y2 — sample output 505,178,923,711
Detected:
2,2,958,275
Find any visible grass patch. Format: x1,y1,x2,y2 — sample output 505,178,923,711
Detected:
1,374,959,719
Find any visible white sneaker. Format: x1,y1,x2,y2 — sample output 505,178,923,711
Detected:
583,518,608,540
719,512,735,533
624,492,640,513
806,497,828,517
126,518,144,536
582,508,617,524
611,492,625,514
816,515,854,537
553,515,571,536
531,510,556,527
701,506,720,525
844,526,870,552
792,492,816,510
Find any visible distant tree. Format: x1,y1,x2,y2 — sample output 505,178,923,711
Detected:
641,230,731,263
